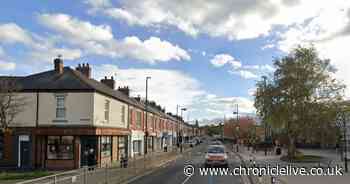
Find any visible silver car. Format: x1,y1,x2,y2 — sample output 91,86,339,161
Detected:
204,145,228,167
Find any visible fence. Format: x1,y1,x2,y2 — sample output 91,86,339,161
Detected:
16,149,180,184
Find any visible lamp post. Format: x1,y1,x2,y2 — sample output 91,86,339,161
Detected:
337,111,348,173
180,108,187,152
144,76,151,155
233,104,239,143
262,75,268,156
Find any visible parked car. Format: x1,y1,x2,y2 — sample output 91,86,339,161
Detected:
210,140,223,145
204,145,228,167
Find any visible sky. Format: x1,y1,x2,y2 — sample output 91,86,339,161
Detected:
1,0,350,123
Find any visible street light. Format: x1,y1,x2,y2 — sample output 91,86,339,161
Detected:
144,76,151,155
336,109,348,173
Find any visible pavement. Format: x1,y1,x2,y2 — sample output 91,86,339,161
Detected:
235,145,350,184
129,141,243,184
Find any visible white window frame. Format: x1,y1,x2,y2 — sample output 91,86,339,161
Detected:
121,105,125,123
55,95,66,119
104,100,110,122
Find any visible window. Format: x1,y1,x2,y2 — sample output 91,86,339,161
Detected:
118,136,126,159
101,136,111,157
133,140,141,154
121,106,125,123
104,100,110,121
0,132,4,159
136,111,142,128
47,136,74,159
56,95,66,119
129,109,133,125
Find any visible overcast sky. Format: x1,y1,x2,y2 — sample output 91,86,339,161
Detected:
1,0,350,121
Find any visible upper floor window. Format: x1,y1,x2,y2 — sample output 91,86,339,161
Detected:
104,100,110,121
56,95,66,119
121,106,125,123
136,111,142,128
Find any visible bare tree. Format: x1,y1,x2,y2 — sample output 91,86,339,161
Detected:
0,78,27,132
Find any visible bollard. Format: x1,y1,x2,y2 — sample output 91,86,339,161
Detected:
54,175,57,184
271,176,276,184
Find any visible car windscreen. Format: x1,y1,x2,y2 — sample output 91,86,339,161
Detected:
207,147,224,154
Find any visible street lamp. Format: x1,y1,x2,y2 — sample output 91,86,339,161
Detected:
336,110,348,173
262,75,268,156
144,76,151,155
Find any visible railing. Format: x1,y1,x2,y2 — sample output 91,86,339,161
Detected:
16,149,182,184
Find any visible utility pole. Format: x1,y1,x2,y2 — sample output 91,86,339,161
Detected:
144,76,151,155
262,76,268,156
343,111,348,173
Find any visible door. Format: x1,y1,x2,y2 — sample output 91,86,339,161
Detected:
80,136,97,167
20,141,30,168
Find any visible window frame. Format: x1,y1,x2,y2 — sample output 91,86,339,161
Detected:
55,95,66,119
121,105,125,123
101,136,112,157
47,136,74,160
104,100,110,122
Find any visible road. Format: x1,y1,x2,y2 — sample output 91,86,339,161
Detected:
129,142,243,184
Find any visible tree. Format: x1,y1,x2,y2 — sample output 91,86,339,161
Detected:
0,78,27,132
254,46,345,160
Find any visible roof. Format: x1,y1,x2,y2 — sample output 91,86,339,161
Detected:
0,66,178,121
0,67,134,105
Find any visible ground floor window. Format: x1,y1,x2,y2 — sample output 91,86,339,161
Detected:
0,132,4,159
47,136,74,159
101,136,112,157
118,136,127,159
133,140,142,154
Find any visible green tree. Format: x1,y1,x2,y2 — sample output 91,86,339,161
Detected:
254,46,345,159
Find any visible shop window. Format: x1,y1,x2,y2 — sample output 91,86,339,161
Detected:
133,140,141,154
118,136,126,159
101,136,111,157
47,136,74,159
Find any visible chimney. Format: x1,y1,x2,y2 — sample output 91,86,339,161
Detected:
118,86,130,96
76,63,91,78
100,76,115,89
134,95,141,102
54,56,64,74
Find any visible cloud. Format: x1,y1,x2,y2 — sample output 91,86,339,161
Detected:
0,22,82,65
273,2,350,97
0,23,34,45
230,70,259,79
85,0,341,40
0,60,16,71
210,54,241,69
210,53,273,79
37,13,190,63
93,64,204,114
189,95,255,120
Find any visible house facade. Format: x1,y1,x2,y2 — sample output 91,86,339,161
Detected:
0,57,194,170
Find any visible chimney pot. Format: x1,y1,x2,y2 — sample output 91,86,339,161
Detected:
101,76,115,89
54,56,64,74
75,62,92,78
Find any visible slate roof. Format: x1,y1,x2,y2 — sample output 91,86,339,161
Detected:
0,67,134,105
0,66,181,121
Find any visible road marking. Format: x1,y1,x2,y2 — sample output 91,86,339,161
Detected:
181,176,192,184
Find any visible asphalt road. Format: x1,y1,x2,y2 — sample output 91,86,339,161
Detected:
129,142,243,184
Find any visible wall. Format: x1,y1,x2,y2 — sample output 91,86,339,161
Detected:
93,93,128,129
10,93,37,127
38,92,94,126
